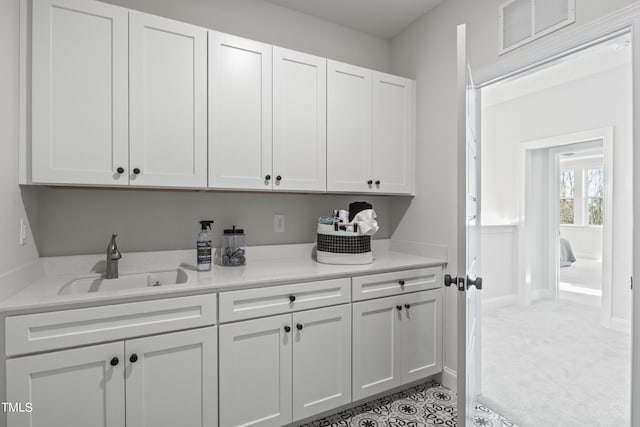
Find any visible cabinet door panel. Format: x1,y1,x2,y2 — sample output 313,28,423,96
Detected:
219,315,292,427
129,12,207,188
327,61,373,193
31,0,128,185
352,296,402,401
401,289,443,384
372,72,415,194
273,47,327,192
6,342,125,427
292,305,351,421
125,327,217,427
209,32,273,190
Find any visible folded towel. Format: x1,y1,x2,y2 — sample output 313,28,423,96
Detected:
353,209,378,236
349,201,373,222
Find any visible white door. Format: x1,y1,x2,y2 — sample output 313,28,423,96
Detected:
352,295,402,401
31,0,129,185
129,12,207,188
273,47,327,192
326,60,373,193
219,315,292,427
372,72,415,195
292,305,351,421
401,289,443,384
455,24,483,427
209,32,273,190
125,327,217,427
6,342,125,427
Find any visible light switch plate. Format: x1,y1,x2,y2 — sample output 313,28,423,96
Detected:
274,214,285,233
19,219,27,246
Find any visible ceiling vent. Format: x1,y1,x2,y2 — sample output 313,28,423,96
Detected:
499,0,575,55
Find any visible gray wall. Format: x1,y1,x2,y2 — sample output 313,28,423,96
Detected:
36,189,396,256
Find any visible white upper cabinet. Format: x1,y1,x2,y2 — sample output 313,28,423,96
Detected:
129,12,207,188
209,32,273,190
327,60,373,193
273,47,327,192
372,72,415,194
31,0,129,185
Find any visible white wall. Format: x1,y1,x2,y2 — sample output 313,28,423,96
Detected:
389,0,637,382
480,226,518,304
560,226,603,259
0,0,40,277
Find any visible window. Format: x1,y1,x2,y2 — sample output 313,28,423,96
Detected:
560,169,575,224
586,168,604,225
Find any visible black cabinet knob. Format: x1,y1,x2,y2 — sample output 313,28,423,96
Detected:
289,295,296,302
375,180,381,185
133,168,141,175
367,180,373,185
296,323,303,331
399,280,405,286
265,174,271,180
404,304,411,309
396,305,402,311
276,175,282,181
116,167,125,174
284,325,291,333
110,357,119,366
129,354,138,363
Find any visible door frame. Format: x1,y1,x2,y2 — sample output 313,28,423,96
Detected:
517,128,614,328
474,4,640,423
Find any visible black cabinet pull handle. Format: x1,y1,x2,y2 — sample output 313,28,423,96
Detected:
265,174,271,180
399,280,405,286
116,167,125,174
367,180,373,185
284,325,291,333
129,354,138,363
289,295,296,302
296,323,303,331
110,357,119,366
396,305,402,311
375,180,381,185
276,175,282,181
404,304,411,309
133,168,141,175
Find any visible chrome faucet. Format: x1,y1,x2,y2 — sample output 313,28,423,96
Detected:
106,234,122,279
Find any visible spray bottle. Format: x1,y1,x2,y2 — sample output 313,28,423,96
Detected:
197,220,214,271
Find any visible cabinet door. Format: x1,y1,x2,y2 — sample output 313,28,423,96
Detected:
372,72,415,194
129,12,207,188
125,327,217,427
219,315,292,427
31,0,128,185
327,61,373,193
209,32,273,190
292,305,351,421
352,295,403,401
401,289,443,384
6,342,125,427
273,47,327,192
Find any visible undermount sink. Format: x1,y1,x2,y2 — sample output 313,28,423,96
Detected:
58,269,188,296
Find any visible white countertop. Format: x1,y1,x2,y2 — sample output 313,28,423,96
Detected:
0,245,445,314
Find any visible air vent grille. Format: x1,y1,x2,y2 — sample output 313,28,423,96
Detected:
499,0,575,55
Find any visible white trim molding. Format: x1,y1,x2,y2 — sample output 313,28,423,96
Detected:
441,366,457,392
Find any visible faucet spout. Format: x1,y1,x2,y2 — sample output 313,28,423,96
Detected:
106,234,122,279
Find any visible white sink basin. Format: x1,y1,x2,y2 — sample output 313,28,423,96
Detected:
58,269,188,295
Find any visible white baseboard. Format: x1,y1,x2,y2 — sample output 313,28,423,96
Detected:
442,366,457,391
482,294,518,310
610,317,631,333
531,288,553,301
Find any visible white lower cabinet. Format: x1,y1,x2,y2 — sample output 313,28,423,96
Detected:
6,327,217,427
352,289,442,401
219,305,351,426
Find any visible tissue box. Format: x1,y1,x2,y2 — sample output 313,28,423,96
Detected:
316,224,373,265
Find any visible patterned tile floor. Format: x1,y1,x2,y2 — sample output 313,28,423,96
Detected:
301,381,517,427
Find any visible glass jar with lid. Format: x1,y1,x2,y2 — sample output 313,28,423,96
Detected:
222,226,246,266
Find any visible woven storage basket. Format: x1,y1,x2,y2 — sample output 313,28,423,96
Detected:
316,223,373,265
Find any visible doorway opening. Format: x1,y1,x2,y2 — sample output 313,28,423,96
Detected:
478,32,632,426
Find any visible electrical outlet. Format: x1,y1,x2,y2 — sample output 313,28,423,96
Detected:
274,214,285,233
19,219,27,246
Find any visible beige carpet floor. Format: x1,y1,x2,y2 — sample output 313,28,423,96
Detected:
481,299,631,427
